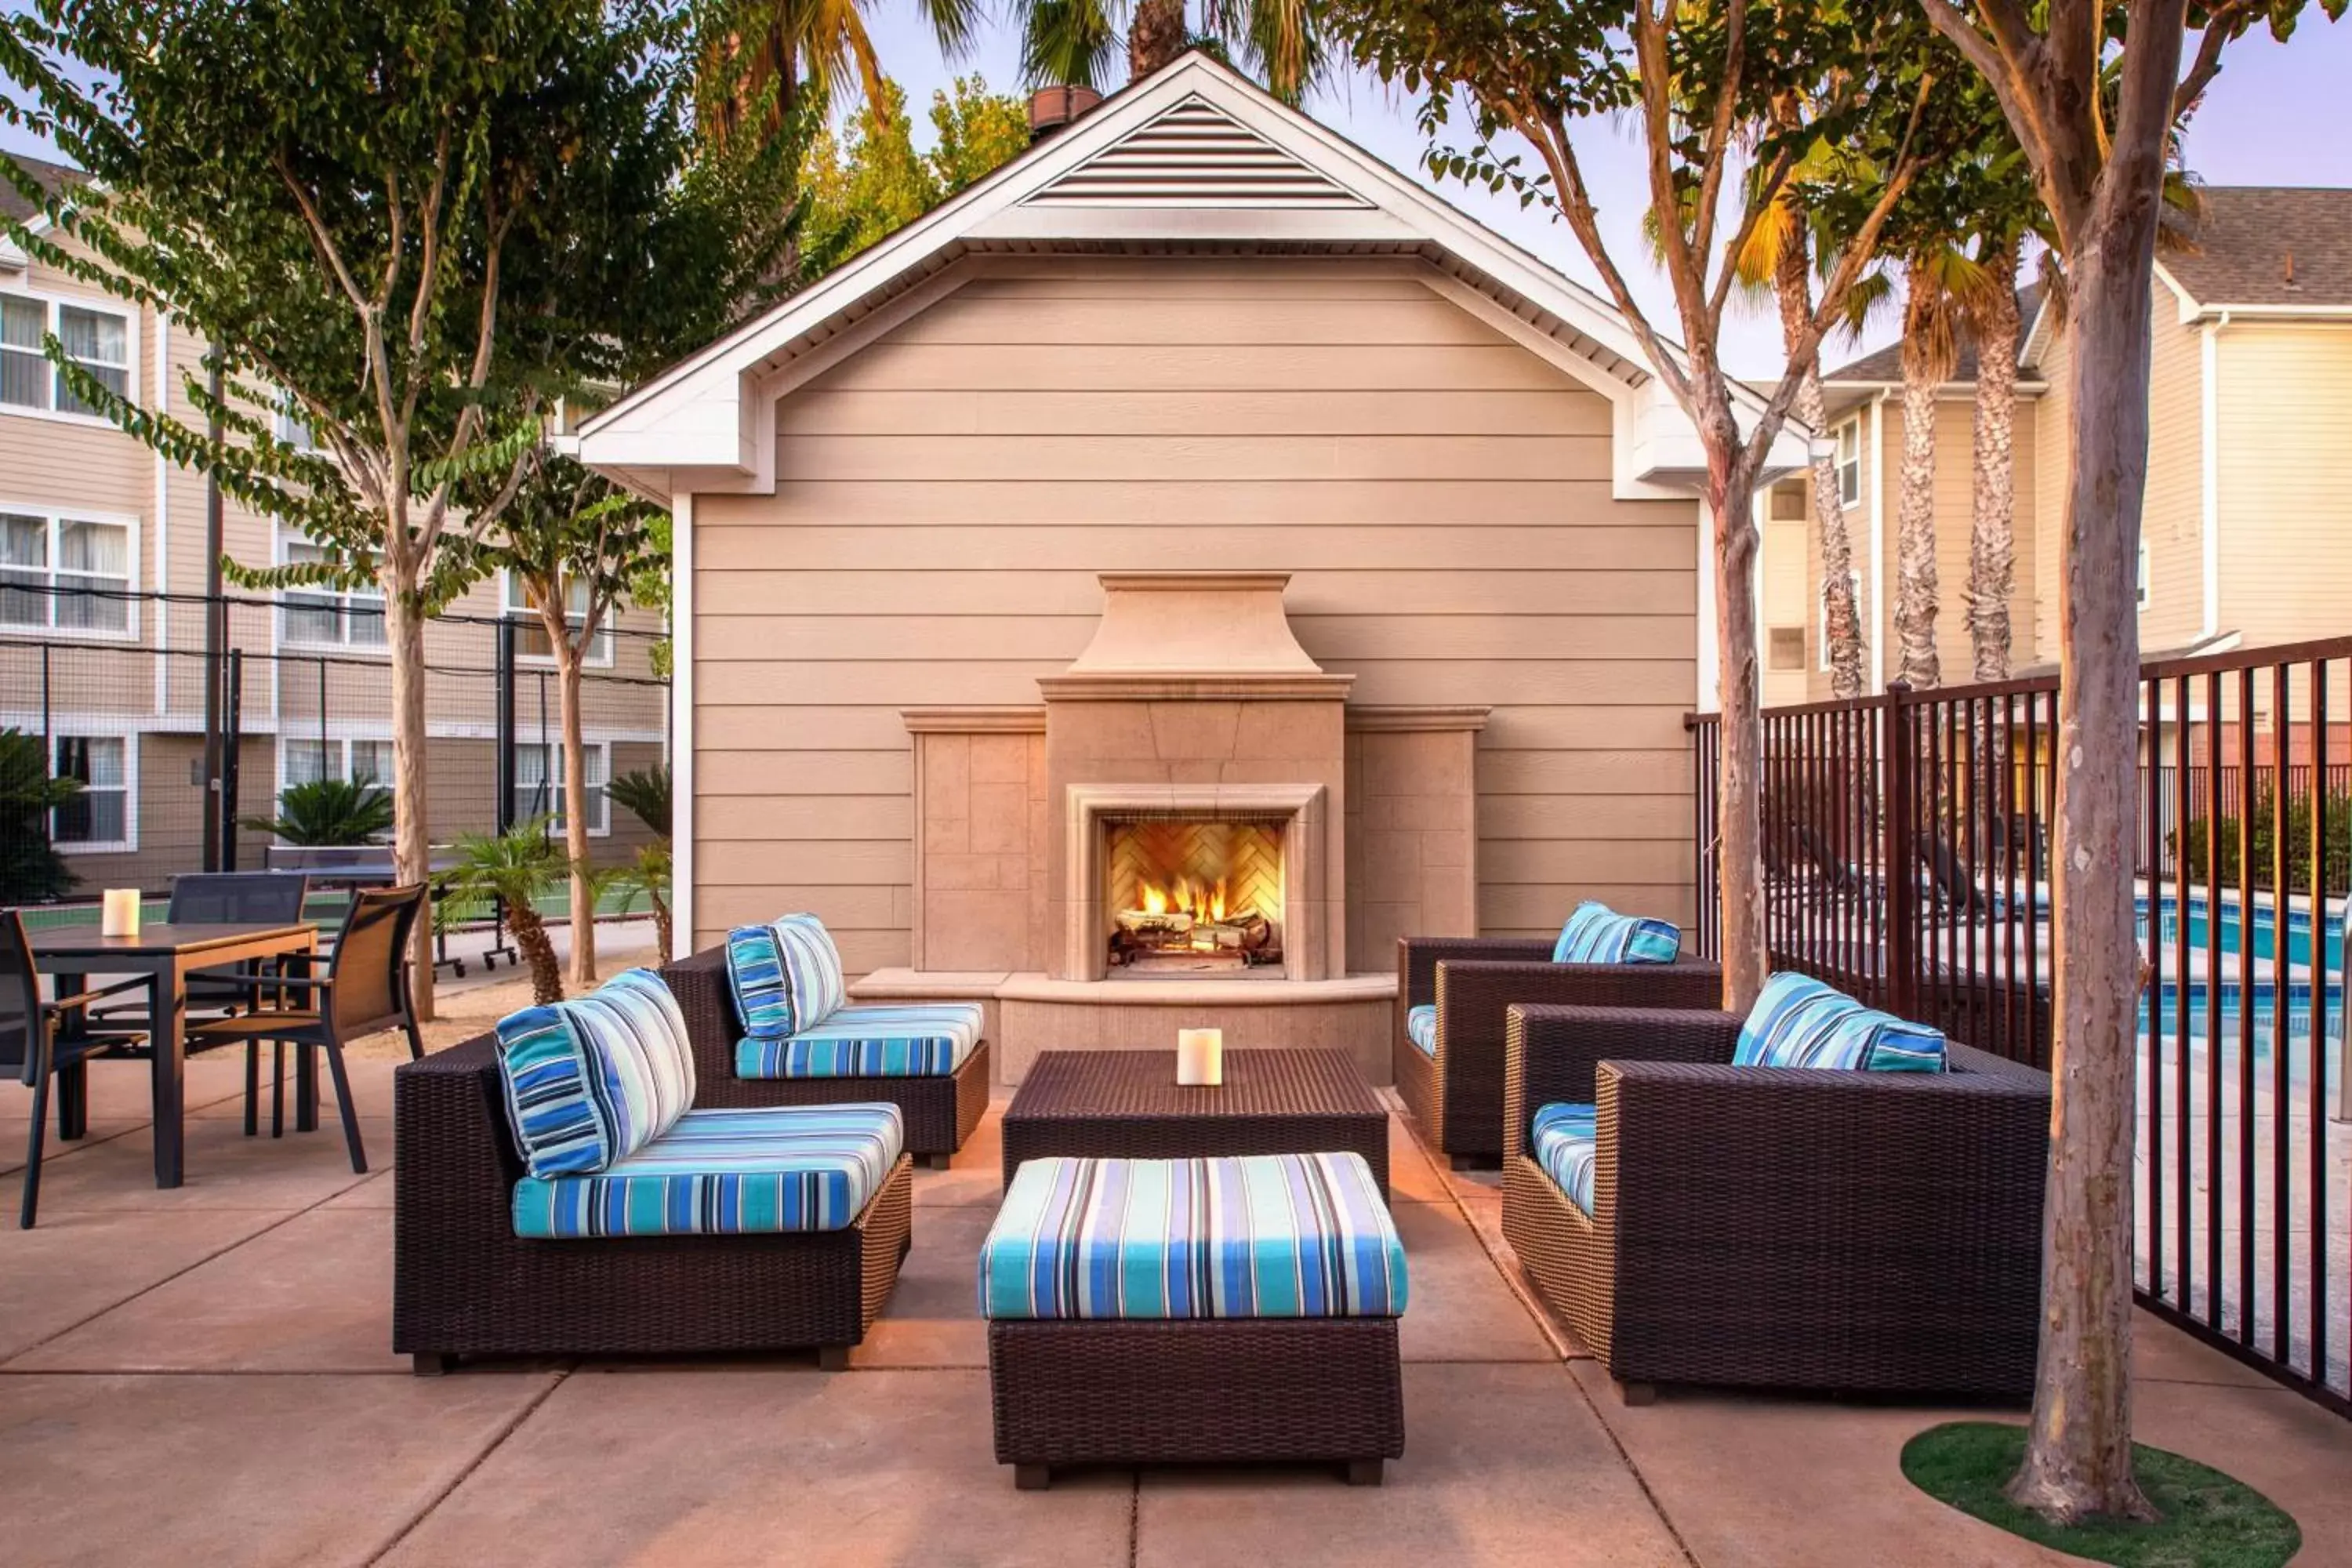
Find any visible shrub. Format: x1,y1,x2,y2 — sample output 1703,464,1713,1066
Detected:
0,727,78,903
240,777,395,846
2172,784,2352,895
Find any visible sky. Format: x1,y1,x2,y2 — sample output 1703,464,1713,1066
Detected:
5,9,2348,377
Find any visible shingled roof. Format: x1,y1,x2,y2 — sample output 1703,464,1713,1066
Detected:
1821,281,2045,386
0,150,85,226
2160,186,2352,307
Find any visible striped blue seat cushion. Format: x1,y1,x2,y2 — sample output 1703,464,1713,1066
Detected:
979,1152,1408,1321
1405,1003,1438,1058
494,968,698,1178
724,913,851,1036
735,1001,985,1079
511,1103,904,1239
1530,1102,1599,1216
1734,971,1947,1072
1552,900,1682,965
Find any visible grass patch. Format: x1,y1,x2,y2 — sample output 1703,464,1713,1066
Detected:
1900,1422,2299,1568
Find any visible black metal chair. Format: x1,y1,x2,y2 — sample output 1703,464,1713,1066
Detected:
180,884,428,1173
3,909,145,1228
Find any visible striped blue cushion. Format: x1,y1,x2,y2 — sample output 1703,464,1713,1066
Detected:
511,1103,904,1239
1734,971,1947,1073
979,1152,1407,1321
724,924,797,1037
1552,900,1682,965
494,968,698,1178
1530,1102,1599,1216
724,913,851,1036
735,1002,985,1079
1405,1004,1438,1058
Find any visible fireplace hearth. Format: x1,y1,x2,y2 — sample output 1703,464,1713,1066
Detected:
1105,815,1284,976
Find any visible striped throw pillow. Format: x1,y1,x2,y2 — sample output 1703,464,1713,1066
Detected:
725,924,796,1036
1552,900,1682,965
1734,971,1947,1073
771,913,848,1031
494,967,700,1177
724,913,851,1036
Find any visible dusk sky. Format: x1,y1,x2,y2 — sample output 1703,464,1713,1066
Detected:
5,9,2347,376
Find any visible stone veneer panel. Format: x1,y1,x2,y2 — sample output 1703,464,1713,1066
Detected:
906,710,1051,973
1346,711,1485,965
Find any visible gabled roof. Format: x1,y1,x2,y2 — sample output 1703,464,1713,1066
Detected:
2159,187,2352,310
1822,283,2045,389
0,149,82,226
576,52,1810,505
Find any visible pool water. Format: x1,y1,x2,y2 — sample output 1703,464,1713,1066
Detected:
2137,891,2346,973
2130,891,2344,1087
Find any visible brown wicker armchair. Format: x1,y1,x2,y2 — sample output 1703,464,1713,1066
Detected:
659,947,989,1167
393,1034,911,1373
1393,936,1719,1165
1500,1001,2049,1404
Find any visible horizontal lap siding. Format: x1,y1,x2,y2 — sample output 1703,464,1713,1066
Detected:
691,258,1697,964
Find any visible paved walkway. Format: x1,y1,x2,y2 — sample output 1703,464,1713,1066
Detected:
5,1004,2350,1566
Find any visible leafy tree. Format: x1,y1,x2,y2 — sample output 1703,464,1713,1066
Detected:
0,0,798,1014
927,77,1034,197
800,77,1029,274
1327,0,1948,1011
0,728,77,903
444,818,571,1004
239,778,397,847
1913,0,2347,1526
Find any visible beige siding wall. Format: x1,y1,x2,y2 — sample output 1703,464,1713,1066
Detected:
2139,309,2207,647
2031,328,2070,659
2215,321,2352,646
691,256,1699,969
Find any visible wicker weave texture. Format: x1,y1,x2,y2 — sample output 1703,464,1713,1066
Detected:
392,1034,910,1363
1393,935,1720,1160
658,947,989,1156
989,1318,1404,1468
1000,1049,1389,1198
1497,1009,2049,1398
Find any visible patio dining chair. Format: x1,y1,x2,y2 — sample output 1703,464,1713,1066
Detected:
3,909,146,1228
179,884,427,1172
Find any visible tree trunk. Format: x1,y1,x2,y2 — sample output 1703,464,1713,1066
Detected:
1705,415,1768,1015
1895,263,1944,690
1969,240,2021,684
509,899,564,1006
1128,0,1189,83
2005,198,2161,1530
384,581,436,1021
1776,243,1865,699
545,599,596,991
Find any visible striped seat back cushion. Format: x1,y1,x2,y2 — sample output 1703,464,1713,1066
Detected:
724,913,851,1037
1733,971,1947,1073
495,967,700,1177
1552,900,1682,965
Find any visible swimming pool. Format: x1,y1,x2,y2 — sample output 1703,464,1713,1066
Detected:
2136,889,2346,974
2131,890,2344,1084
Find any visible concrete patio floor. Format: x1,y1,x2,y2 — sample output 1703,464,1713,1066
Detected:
5,985,2351,1566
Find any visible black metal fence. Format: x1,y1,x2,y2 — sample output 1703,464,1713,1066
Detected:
2,586,670,906
1690,634,2350,1417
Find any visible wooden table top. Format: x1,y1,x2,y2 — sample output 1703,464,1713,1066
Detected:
1007,1048,1384,1121
28,920,317,960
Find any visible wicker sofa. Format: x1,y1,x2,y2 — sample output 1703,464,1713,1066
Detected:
659,947,990,1167
1395,936,1720,1165
1500,1000,2050,1403
393,1033,912,1372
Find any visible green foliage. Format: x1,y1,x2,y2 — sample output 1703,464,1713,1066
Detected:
2173,785,2352,896
800,76,1028,274
462,453,663,673
0,728,78,903
607,765,673,839
1902,1422,2299,1567
444,818,569,907
240,778,396,847
605,840,674,956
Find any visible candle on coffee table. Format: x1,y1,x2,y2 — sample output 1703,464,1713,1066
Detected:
1177,1027,1223,1087
101,888,142,938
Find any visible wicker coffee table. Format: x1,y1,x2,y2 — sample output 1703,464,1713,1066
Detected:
1000,1048,1390,1200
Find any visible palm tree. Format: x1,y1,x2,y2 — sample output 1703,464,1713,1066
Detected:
1892,244,1989,691
704,0,980,145
1963,232,2023,684
1023,0,1323,102
445,820,572,1006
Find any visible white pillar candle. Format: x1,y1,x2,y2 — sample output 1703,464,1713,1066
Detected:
1177,1026,1223,1087
101,888,143,938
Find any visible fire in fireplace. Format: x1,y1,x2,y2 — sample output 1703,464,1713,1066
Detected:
1104,816,1284,976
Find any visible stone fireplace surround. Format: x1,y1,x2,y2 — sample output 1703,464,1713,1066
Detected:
859,572,1486,1084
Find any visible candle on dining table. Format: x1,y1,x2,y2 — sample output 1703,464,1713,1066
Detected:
1176,1026,1223,1087
101,887,142,938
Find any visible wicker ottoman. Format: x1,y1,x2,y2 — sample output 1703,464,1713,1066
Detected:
980,1151,1407,1488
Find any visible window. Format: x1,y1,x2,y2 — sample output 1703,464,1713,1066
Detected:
503,572,613,666
2137,537,2151,608
278,536,385,648
52,735,130,849
1834,419,1862,509
0,510,133,633
514,741,608,837
0,290,132,417
1820,571,1862,671
281,737,392,798
1768,627,1806,671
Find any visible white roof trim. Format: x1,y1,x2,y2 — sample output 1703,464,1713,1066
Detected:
577,52,1807,502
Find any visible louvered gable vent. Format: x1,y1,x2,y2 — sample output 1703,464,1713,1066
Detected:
1022,95,1372,210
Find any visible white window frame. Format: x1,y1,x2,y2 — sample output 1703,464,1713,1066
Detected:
49,729,136,854
0,503,140,641
514,738,610,838
2137,537,2151,609
1820,570,1862,672
276,735,394,802
1833,418,1862,510
0,284,137,427
501,568,615,669
274,529,387,653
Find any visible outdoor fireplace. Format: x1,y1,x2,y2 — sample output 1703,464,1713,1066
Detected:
1103,813,1285,976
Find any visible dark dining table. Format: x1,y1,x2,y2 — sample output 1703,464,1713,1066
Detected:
31,920,319,1189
